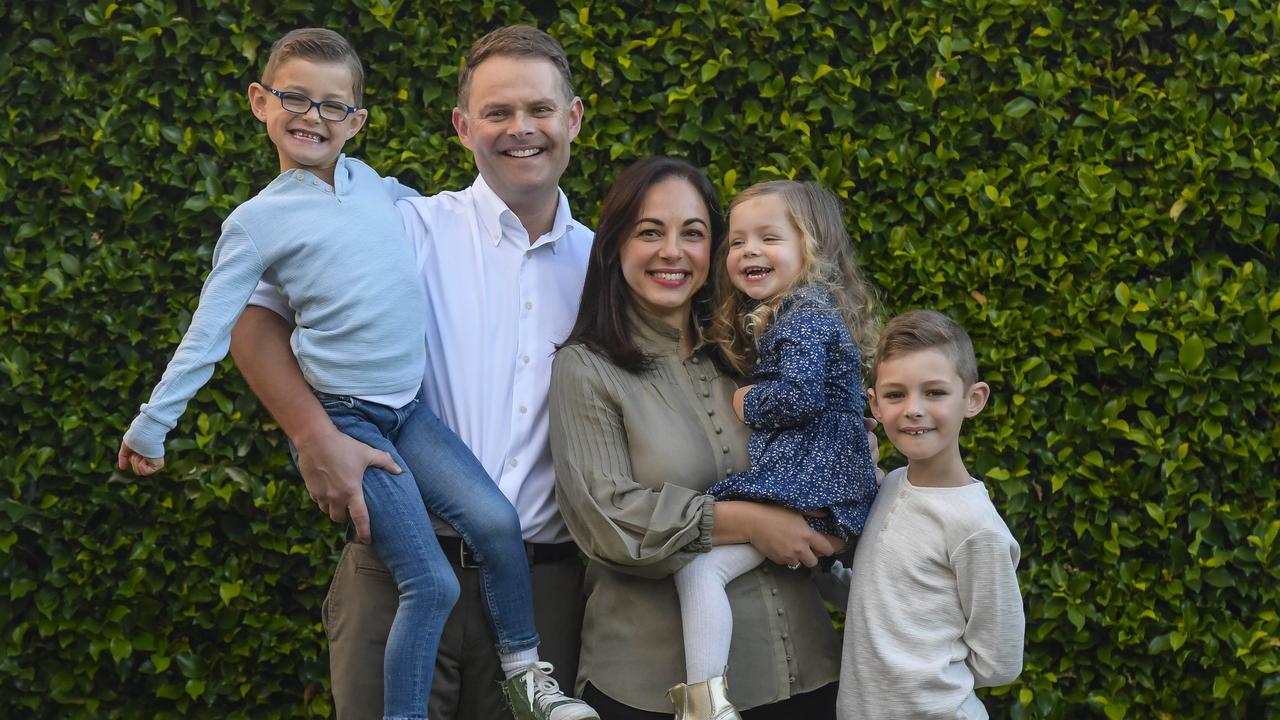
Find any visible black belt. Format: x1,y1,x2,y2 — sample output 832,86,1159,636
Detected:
436,534,579,569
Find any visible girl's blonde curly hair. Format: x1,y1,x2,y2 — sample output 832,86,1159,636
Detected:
709,180,880,376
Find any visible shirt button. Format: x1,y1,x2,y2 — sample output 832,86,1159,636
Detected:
525,301,533,310
714,427,723,434
293,171,304,180
771,588,778,595
690,357,700,364
721,446,729,454
519,405,528,414
782,633,789,640
777,608,784,616
509,458,519,468
700,375,707,381
521,356,531,364
702,390,710,398
789,675,796,683
707,409,715,416
725,469,733,477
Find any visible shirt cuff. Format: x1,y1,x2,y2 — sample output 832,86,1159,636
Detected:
123,412,170,459
689,495,716,553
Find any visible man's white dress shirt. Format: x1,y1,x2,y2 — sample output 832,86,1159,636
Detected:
251,175,592,543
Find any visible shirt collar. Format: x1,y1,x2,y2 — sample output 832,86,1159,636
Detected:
332,154,353,196
281,154,349,195
627,305,711,357
471,175,576,253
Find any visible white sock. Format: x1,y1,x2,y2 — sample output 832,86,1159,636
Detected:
673,544,765,683
500,647,541,679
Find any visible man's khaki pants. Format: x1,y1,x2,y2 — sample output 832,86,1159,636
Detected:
322,541,585,720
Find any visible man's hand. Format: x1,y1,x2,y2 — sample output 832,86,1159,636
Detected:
295,426,401,544
118,441,164,476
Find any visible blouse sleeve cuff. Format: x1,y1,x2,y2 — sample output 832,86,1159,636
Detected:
689,495,716,553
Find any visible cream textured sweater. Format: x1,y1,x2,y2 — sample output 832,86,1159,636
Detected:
837,467,1024,719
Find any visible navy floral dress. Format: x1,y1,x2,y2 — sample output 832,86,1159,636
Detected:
707,286,878,539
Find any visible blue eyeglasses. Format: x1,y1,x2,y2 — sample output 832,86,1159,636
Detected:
263,85,359,122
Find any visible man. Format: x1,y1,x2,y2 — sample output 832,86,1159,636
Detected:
230,25,592,720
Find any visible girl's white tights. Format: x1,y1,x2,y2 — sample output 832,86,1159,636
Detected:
673,543,766,683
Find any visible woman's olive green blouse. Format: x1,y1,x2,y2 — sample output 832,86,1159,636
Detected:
548,310,841,713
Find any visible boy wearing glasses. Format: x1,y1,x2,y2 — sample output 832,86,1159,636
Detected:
119,27,597,720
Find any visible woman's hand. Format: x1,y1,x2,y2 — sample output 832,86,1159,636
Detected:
714,500,835,568
864,415,886,486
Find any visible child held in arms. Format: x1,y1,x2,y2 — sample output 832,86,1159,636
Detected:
119,27,597,720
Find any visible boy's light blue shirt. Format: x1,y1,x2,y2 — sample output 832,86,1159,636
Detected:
124,155,425,459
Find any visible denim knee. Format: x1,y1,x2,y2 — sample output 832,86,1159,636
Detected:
464,502,523,557
399,559,460,615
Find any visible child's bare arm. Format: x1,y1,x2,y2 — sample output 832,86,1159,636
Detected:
732,384,753,422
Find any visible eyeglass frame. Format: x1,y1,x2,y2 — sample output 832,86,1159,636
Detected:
261,84,360,122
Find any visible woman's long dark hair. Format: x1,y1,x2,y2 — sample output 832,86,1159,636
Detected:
561,156,725,372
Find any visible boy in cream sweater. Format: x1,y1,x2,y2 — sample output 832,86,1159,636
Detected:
838,310,1024,720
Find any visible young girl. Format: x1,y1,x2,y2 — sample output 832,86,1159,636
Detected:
668,181,879,719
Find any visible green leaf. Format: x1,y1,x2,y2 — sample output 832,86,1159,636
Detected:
1136,331,1158,355
1179,335,1205,371
218,580,243,605
1003,97,1037,119
109,637,132,662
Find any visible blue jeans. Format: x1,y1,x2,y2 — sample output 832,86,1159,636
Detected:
315,391,540,719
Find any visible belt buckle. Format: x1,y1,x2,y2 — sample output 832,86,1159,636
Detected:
458,541,481,569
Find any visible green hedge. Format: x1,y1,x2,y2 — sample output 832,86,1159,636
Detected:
3,1,1277,717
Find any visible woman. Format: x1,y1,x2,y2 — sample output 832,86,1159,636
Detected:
549,157,847,719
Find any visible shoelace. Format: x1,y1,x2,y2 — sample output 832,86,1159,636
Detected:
527,661,567,711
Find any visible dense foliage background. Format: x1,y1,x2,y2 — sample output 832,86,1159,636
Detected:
3,0,1277,717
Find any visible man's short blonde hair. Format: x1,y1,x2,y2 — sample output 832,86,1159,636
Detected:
457,25,573,110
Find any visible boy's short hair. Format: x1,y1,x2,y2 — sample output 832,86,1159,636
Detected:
457,25,574,110
872,310,979,387
262,28,365,106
